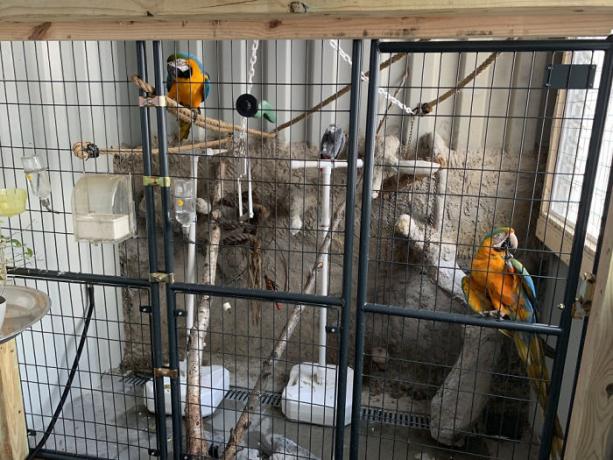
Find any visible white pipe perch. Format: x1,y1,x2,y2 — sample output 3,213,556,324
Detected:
145,148,230,418
282,156,363,427
289,159,364,235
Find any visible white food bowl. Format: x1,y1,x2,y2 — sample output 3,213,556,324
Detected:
144,361,230,417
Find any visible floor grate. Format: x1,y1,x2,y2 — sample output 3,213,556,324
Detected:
119,373,151,386
224,387,430,430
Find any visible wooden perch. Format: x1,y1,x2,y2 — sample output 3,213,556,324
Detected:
71,138,230,160
185,160,225,457
130,75,275,139
223,191,348,459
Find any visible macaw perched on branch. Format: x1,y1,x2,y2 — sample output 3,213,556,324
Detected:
462,227,563,459
166,53,211,141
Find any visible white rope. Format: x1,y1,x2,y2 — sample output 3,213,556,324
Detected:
237,39,260,219
328,40,415,116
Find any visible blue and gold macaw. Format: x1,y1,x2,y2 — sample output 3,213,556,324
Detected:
462,227,563,458
166,52,211,141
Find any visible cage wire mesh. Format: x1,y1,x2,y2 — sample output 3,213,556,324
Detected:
0,37,611,460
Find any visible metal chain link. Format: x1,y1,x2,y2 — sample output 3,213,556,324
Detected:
329,40,415,116
236,40,261,218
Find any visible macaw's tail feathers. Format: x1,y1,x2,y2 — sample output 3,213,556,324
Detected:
514,334,564,459
550,423,564,459
179,120,192,141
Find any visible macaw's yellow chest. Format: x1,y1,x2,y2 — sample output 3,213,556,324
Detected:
168,79,205,109
470,249,521,316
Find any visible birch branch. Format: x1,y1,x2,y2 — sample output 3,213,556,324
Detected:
186,160,225,457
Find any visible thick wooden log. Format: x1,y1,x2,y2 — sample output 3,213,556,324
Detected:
0,339,28,460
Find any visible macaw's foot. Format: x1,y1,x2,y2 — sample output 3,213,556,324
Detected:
480,310,509,320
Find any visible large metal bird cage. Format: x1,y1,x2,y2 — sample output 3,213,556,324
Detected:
0,35,611,460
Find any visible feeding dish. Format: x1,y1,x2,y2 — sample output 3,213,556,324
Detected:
144,361,230,417
0,188,27,217
0,285,50,344
72,174,136,243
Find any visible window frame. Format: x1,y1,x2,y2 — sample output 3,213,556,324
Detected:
537,52,598,274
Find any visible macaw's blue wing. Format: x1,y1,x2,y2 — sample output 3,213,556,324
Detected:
509,257,538,323
203,72,211,101
509,257,536,303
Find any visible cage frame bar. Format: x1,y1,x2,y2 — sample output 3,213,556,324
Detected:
351,36,613,460
136,39,169,460
539,35,613,459
363,303,563,336
151,40,184,460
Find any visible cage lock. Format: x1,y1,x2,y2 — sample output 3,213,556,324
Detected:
149,272,175,284
573,272,596,319
153,367,179,379
143,175,171,187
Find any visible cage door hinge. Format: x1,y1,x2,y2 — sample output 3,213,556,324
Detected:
573,272,596,319
139,95,167,107
143,175,171,187
545,64,597,89
149,272,175,284
153,367,179,379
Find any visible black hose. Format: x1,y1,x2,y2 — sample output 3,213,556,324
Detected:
27,284,96,460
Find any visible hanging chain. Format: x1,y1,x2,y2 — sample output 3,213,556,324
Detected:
328,40,415,116
236,39,260,219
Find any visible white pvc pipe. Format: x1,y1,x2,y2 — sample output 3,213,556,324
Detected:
185,154,199,334
289,158,364,370
318,166,331,367
290,159,364,170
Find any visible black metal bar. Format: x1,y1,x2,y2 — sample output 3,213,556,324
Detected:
363,303,563,336
33,449,109,460
170,282,342,307
152,40,183,460
8,267,149,288
378,39,613,54
137,40,168,460
334,38,362,460
539,36,613,460
349,39,380,460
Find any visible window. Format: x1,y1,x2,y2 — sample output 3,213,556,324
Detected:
537,49,613,272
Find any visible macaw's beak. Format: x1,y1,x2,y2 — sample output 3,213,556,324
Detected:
502,231,518,251
168,60,191,79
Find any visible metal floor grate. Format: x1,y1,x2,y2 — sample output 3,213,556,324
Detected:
120,374,151,386
224,387,431,430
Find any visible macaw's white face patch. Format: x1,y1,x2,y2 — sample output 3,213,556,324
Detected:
169,58,190,73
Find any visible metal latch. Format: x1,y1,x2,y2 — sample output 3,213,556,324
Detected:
545,64,597,89
149,272,175,284
139,95,167,107
143,175,171,187
153,367,178,379
573,272,595,319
